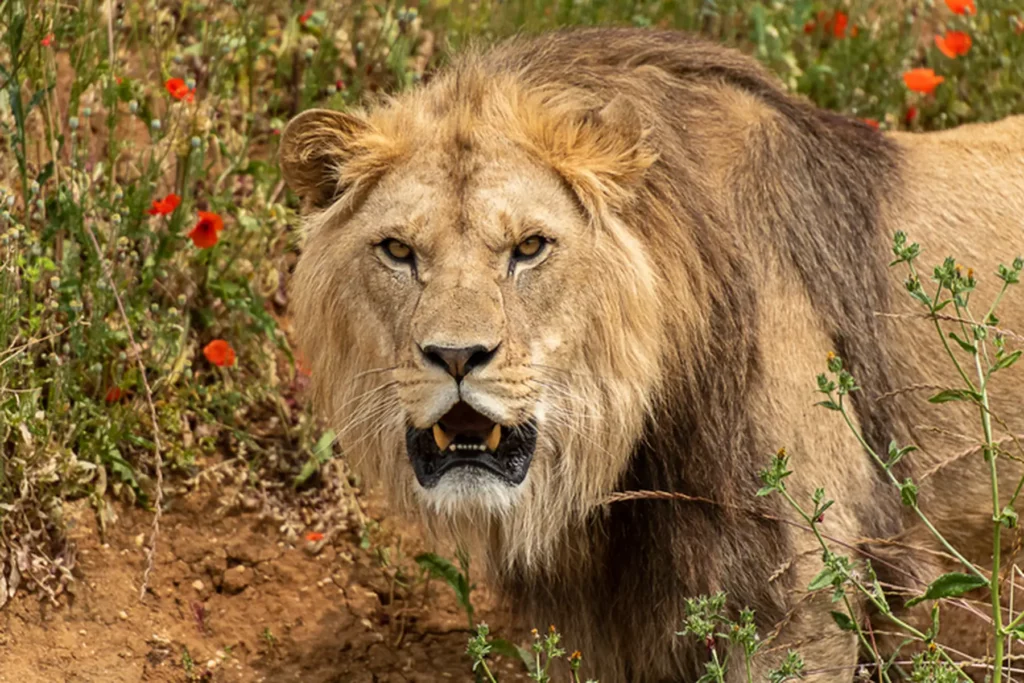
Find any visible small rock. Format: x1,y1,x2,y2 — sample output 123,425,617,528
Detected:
221,566,251,595
79,629,87,636
134,533,146,548
192,580,205,592
118,611,128,621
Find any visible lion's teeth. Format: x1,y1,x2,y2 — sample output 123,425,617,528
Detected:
485,424,501,451
433,424,453,452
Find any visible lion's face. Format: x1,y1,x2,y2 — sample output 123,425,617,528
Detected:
343,141,591,508
283,78,667,545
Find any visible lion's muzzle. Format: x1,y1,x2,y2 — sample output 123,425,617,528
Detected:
405,401,538,488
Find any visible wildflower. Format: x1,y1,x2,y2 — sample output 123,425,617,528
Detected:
803,10,852,38
830,11,849,38
903,68,944,95
105,386,124,403
41,34,54,47
935,30,972,58
944,0,975,15
299,9,314,24
203,339,236,367
776,447,787,459
147,193,181,216
164,77,195,103
305,531,325,542
188,211,224,248
861,118,880,129
905,105,919,125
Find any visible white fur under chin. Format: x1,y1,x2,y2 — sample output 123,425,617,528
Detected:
415,467,524,518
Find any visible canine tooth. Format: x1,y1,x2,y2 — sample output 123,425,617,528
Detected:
486,424,501,451
433,424,453,452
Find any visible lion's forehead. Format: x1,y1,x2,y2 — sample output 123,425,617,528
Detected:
367,149,580,250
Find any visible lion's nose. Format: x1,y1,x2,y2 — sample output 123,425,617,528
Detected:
420,343,499,380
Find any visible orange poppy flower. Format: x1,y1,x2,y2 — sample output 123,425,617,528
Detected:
188,211,224,248
861,118,880,130
903,68,945,95
203,339,236,367
147,193,181,216
304,532,325,542
944,0,975,15
105,386,124,403
41,34,54,47
935,30,972,58
164,77,195,103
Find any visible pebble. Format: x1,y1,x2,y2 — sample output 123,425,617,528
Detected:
118,610,128,621
192,580,205,592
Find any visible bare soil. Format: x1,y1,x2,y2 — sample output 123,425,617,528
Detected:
0,485,527,682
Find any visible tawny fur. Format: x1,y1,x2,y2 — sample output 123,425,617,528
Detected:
281,28,1024,682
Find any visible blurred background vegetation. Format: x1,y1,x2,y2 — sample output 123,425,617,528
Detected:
1,0,1022,604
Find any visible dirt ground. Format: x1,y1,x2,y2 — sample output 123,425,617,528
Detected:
0,483,528,683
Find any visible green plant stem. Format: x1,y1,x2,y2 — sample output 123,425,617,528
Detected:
837,397,986,581
908,261,977,392
974,350,1005,683
478,660,498,683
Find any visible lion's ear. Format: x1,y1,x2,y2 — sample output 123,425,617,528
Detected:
554,94,658,217
279,108,373,209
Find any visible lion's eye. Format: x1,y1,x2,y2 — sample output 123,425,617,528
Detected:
513,236,547,261
380,238,414,264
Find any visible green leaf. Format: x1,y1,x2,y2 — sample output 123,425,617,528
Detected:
815,400,841,411
489,637,536,673
948,332,977,354
927,389,981,404
994,350,1022,372
830,610,856,632
905,572,989,607
416,552,474,622
293,430,336,486
807,566,837,592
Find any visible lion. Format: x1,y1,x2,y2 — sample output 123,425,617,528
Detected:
280,27,1024,682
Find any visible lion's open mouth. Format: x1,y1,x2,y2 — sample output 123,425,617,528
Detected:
405,402,537,489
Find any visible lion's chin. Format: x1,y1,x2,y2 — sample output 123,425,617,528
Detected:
414,467,527,517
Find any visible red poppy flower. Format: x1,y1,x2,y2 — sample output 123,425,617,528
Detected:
41,34,54,47
944,0,975,15
903,68,945,95
829,11,849,38
147,193,181,216
861,118,880,130
299,9,314,24
935,30,972,58
165,77,195,103
904,106,919,125
105,386,124,403
188,211,224,248
804,10,852,38
203,339,236,367
305,532,325,542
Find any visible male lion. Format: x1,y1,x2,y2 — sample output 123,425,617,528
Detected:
281,28,1024,682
